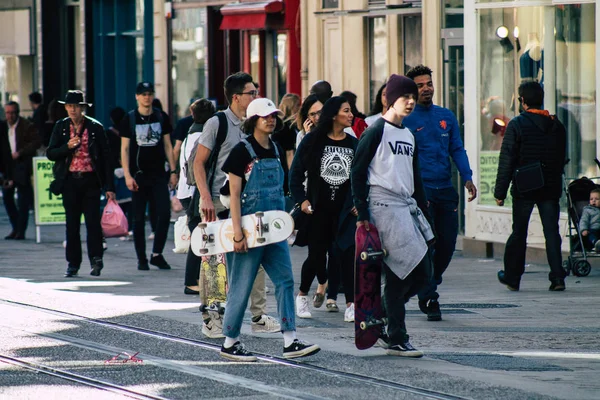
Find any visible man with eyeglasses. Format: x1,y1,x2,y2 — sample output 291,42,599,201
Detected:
191,72,280,338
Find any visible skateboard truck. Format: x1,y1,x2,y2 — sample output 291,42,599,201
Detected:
199,302,226,315
360,248,387,261
197,223,215,254
359,317,388,331
255,212,269,243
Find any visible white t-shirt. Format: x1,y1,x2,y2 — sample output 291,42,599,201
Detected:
177,131,203,199
364,113,382,127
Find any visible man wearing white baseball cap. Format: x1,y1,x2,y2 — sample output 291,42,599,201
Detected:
218,98,320,361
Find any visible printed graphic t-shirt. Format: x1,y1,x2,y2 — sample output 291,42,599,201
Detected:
318,135,355,209
119,109,173,177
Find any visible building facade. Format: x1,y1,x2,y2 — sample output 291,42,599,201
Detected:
463,0,598,255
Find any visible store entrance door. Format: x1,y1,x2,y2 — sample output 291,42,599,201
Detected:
442,28,466,233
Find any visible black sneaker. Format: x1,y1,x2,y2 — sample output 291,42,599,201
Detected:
418,299,429,314
497,270,519,291
376,330,391,349
283,339,320,359
138,260,150,271
90,258,104,277
549,279,566,291
220,341,257,362
427,300,442,321
150,254,171,270
64,265,79,278
386,340,424,358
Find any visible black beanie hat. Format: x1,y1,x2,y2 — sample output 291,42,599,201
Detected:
385,74,418,108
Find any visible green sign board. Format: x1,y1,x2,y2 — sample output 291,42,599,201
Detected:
33,157,66,225
479,151,511,207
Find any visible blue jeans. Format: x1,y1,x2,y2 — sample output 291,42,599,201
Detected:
503,198,564,284
221,139,294,338
224,241,295,337
418,186,458,302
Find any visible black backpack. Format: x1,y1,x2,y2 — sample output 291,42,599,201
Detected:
185,111,228,189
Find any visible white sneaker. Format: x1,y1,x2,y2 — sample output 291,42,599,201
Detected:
296,295,312,318
201,317,224,338
251,315,280,333
344,303,355,322
148,232,155,240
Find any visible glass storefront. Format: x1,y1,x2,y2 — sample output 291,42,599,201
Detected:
477,3,596,206
171,7,208,122
369,17,388,107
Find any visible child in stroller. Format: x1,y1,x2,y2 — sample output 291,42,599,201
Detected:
580,188,600,251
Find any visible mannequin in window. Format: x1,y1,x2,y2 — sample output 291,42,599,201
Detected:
520,33,542,82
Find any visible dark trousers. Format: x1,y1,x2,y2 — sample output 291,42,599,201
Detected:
385,255,430,345
2,182,33,236
132,176,170,261
62,173,102,267
327,244,355,303
299,209,334,294
183,198,201,287
418,186,458,302
504,198,565,284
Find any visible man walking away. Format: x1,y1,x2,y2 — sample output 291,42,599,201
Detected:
120,82,178,271
1,101,40,240
495,81,567,292
404,65,477,322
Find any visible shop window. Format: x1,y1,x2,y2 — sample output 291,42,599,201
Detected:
322,0,338,9
403,15,422,73
477,4,596,206
275,33,288,103
368,17,388,112
250,34,260,85
171,7,208,122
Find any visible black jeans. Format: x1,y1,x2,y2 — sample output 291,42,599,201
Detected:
504,198,565,284
418,186,458,302
2,182,33,236
327,243,354,303
299,208,335,294
132,176,170,261
384,255,430,345
62,173,103,267
184,202,201,287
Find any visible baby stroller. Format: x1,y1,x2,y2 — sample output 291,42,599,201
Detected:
563,174,600,277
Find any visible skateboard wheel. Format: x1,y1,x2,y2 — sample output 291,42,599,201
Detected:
360,321,367,330
199,248,208,255
382,317,388,325
257,237,266,243
360,252,368,261
198,223,207,229
382,249,388,257
255,211,264,217
218,306,226,315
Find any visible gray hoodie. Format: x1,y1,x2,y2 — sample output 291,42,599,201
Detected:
579,205,600,232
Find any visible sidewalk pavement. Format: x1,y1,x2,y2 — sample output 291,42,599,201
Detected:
1,204,600,399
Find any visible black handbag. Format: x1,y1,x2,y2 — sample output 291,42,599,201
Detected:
514,161,544,193
289,203,309,247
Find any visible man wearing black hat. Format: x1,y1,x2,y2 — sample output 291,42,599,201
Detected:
352,74,433,357
120,82,177,271
47,90,115,277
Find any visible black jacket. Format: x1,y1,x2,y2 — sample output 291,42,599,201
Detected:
47,116,115,192
494,111,566,201
0,123,13,181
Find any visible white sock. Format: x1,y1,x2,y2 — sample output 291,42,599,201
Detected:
283,330,297,347
224,336,239,348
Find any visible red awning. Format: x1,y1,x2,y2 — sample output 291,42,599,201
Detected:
220,1,284,30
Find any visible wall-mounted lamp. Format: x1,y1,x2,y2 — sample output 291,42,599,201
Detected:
513,27,521,52
492,118,507,135
496,25,514,53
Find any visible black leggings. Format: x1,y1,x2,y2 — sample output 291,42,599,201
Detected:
327,244,354,303
299,209,335,294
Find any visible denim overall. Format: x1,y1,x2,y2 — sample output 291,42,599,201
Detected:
223,139,295,338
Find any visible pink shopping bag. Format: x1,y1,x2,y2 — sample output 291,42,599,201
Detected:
101,199,129,238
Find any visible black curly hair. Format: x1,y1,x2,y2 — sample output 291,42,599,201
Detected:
406,64,433,80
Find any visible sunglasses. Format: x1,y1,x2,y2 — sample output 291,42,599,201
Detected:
308,110,322,118
238,90,259,97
